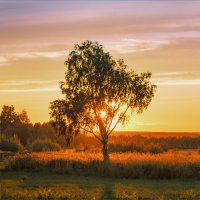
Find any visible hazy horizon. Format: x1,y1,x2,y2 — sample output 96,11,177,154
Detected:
0,1,200,132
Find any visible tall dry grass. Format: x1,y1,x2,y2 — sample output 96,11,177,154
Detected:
6,150,200,179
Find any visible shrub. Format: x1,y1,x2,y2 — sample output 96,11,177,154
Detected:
108,142,166,154
0,134,24,152
144,143,166,154
30,139,61,152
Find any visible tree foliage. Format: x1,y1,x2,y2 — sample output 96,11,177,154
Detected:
0,105,32,145
50,40,156,161
0,105,67,150
0,105,30,133
0,105,17,133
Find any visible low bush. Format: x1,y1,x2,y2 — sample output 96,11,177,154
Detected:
30,139,61,152
0,134,24,152
108,142,166,154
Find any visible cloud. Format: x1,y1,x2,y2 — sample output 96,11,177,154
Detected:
13,51,66,59
132,122,156,126
0,79,61,93
0,50,66,66
0,57,9,66
1,1,200,54
107,38,170,54
156,80,200,86
0,79,60,86
153,71,200,86
0,87,59,93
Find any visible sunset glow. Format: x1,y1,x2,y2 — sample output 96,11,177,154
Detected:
100,111,107,119
0,1,200,132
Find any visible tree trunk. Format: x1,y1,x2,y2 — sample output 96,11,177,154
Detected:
102,140,109,164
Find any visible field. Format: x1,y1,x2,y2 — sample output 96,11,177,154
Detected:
1,171,200,200
2,132,200,199
113,131,200,138
4,150,200,179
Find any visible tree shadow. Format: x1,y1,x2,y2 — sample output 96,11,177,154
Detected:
100,183,123,200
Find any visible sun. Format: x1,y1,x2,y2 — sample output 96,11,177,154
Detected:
100,110,107,118
99,110,122,130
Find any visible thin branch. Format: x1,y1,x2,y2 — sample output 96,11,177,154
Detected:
79,126,102,142
106,102,121,133
92,101,106,136
107,103,131,137
91,86,105,138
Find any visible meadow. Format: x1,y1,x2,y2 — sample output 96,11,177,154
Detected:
1,171,200,200
4,150,200,179
1,149,200,199
2,132,200,199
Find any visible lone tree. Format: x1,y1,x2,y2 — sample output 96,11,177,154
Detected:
50,40,156,163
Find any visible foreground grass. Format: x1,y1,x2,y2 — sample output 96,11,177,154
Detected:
6,150,200,179
1,171,200,200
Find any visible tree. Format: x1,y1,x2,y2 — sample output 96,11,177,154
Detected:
0,105,18,134
0,106,30,132
0,105,32,145
50,40,156,163
18,109,30,124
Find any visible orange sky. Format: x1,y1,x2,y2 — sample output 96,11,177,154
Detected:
0,1,200,132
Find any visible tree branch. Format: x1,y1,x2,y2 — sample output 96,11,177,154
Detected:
106,102,121,133
92,101,106,137
79,126,102,142
107,103,131,137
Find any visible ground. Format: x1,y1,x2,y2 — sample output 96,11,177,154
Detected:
1,171,200,200
1,149,200,199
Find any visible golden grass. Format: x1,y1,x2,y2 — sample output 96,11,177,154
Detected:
6,150,200,179
15,150,200,164
111,150,200,164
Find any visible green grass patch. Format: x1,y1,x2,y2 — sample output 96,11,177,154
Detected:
1,171,200,200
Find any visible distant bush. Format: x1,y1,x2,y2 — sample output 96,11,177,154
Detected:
108,141,166,154
109,135,200,152
145,143,165,154
73,134,200,154
30,139,61,152
0,134,24,152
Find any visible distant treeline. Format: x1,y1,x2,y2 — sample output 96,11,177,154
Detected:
0,105,66,152
74,134,200,154
1,105,200,153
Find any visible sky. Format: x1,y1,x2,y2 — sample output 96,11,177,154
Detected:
0,0,200,132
